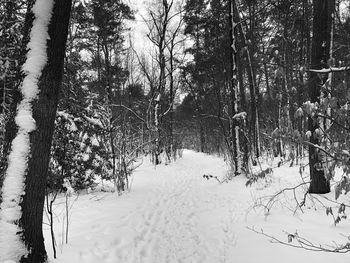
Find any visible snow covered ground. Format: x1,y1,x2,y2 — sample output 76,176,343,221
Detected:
45,150,350,263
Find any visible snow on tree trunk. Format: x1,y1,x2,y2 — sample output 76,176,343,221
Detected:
232,1,260,162
0,0,54,261
229,0,241,175
154,93,161,165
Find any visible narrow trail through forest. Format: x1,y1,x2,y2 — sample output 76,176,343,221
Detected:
51,151,241,263
49,150,349,263
111,151,239,263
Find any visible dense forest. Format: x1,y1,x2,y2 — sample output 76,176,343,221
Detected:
0,0,350,262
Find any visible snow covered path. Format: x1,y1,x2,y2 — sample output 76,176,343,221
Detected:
47,150,350,263
116,160,216,263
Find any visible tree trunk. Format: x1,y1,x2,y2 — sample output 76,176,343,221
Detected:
297,0,309,161
263,62,270,99
232,2,259,161
19,0,72,261
169,38,175,160
0,0,36,197
237,49,249,170
308,0,334,194
228,0,241,175
199,120,205,153
247,2,260,159
148,0,171,165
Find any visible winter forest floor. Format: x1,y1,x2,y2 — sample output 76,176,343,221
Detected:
45,150,350,263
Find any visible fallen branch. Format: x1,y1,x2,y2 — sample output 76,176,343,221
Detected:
248,180,310,216
247,227,350,253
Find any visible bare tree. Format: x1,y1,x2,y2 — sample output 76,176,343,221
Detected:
144,0,183,164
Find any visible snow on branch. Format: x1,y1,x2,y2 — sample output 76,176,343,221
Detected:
307,66,350,74
233,112,247,120
83,115,104,129
0,0,54,261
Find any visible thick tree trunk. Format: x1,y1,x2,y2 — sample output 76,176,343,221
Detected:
308,0,334,194
19,0,72,262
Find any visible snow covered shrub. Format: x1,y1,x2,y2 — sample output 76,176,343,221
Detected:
48,112,108,192
299,95,350,197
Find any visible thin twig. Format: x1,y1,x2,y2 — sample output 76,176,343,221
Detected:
247,227,350,253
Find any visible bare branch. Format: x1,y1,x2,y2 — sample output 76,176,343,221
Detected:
247,227,350,253
110,104,146,123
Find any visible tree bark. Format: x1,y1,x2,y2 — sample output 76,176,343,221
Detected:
308,0,334,194
237,50,249,169
147,0,172,165
19,0,72,262
232,2,260,161
0,0,36,198
228,0,241,175
297,0,309,161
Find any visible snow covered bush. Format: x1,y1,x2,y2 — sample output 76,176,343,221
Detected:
48,111,109,192
298,96,350,197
